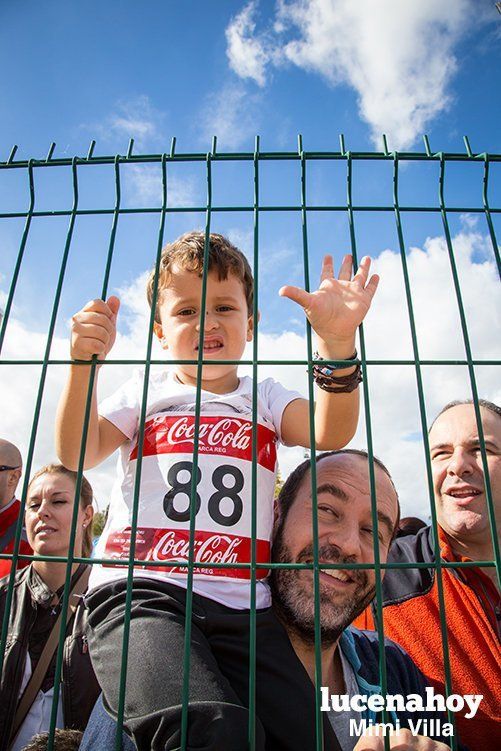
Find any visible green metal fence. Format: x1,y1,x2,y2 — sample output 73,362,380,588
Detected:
0,136,499,751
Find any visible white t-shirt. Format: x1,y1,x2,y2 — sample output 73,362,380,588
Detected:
90,370,301,609
11,655,64,751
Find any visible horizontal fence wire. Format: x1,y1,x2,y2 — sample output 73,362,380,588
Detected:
0,136,499,751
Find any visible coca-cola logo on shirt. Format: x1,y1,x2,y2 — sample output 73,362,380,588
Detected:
167,416,252,451
103,527,270,580
152,529,243,564
130,414,277,471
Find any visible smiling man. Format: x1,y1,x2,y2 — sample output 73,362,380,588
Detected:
270,449,457,751
354,400,501,750
271,450,398,654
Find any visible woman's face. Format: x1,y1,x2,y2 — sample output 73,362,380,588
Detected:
25,472,93,558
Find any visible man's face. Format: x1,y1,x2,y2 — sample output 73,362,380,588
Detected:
430,404,501,545
271,454,399,644
0,458,21,508
153,265,254,393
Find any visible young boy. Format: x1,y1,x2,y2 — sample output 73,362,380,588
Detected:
56,232,379,751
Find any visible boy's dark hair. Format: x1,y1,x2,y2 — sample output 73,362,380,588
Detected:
20,729,83,751
429,398,501,430
146,231,254,323
276,449,400,542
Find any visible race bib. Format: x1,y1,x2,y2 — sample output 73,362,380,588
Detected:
103,411,277,581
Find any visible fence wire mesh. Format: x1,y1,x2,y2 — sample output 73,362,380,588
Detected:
0,136,499,751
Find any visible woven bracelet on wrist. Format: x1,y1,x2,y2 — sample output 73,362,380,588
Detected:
311,351,362,394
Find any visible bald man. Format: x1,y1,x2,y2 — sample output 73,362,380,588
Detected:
354,400,501,750
0,439,32,578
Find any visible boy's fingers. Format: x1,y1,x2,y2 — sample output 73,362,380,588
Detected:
73,322,113,344
107,295,121,318
72,312,116,335
353,256,371,286
82,298,109,315
337,254,352,282
365,274,380,300
70,335,107,359
81,297,119,320
320,254,335,282
279,285,311,310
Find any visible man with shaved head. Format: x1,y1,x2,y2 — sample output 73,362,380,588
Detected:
81,450,457,750
0,438,32,577
355,400,501,750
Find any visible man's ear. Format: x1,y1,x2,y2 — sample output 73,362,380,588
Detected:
247,310,260,342
9,469,21,493
154,322,168,349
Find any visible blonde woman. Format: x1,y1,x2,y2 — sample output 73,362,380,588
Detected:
0,464,100,750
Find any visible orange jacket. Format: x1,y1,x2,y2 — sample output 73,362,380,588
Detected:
354,526,500,751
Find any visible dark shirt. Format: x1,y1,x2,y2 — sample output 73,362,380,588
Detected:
27,565,86,692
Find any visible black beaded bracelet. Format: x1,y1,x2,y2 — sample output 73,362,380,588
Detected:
311,351,362,393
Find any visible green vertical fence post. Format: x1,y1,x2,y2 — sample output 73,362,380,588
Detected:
248,134,260,751
298,135,324,751
0,157,80,696
180,138,216,750
393,146,457,745
437,152,501,591
482,155,501,279
0,159,37,686
344,138,390,750
114,152,168,750
0,158,34,353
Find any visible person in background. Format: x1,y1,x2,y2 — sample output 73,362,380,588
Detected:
0,439,32,578
354,399,501,750
0,464,100,751
20,729,82,751
396,516,427,538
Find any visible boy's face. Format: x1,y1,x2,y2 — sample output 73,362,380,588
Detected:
154,264,254,393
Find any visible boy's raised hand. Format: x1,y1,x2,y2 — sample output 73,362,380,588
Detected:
70,296,120,361
279,254,378,345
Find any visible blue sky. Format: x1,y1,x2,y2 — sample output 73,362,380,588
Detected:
1,1,500,156
0,0,500,512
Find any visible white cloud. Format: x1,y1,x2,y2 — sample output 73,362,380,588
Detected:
88,95,165,151
351,228,500,516
460,213,479,230
199,82,262,149
122,165,200,207
226,0,477,149
0,227,498,523
226,1,271,86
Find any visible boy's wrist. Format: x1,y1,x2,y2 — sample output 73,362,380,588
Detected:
69,361,102,378
316,336,357,362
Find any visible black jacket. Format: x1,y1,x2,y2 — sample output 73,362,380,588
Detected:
0,564,100,750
